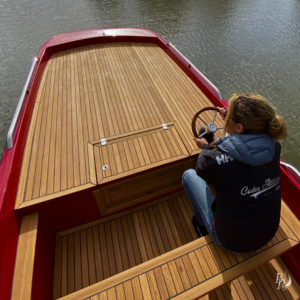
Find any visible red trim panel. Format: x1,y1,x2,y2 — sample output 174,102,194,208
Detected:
280,165,300,284
0,213,20,299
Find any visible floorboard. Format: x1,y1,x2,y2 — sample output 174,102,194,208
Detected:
54,191,193,298
54,193,300,300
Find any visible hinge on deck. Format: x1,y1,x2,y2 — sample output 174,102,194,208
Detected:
162,123,168,130
101,138,107,146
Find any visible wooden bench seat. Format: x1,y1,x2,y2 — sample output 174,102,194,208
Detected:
199,256,300,300
57,201,300,300
11,212,39,300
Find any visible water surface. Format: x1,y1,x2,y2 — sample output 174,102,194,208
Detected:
1,0,299,169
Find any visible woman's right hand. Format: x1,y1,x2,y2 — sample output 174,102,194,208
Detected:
193,137,208,149
217,107,227,121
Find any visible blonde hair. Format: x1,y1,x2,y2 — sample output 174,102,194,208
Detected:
224,93,287,141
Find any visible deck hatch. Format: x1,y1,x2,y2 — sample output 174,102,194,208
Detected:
90,122,189,184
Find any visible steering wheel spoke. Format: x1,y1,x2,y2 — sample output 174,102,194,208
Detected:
197,116,208,125
199,130,209,138
212,110,217,122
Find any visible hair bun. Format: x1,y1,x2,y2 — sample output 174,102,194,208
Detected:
226,93,287,141
267,114,287,140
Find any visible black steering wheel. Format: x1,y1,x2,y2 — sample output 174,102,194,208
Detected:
191,107,224,143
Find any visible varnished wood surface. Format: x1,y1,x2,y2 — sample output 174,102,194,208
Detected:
55,194,300,300
93,123,189,182
15,42,223,209
53,190,198,299
94,160,192,216
11,212,39,300
198,257,300,300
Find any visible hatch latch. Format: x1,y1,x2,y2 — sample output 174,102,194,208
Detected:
100,138,107,146
162,123,168,130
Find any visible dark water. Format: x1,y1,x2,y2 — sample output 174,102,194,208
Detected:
1,0,300,170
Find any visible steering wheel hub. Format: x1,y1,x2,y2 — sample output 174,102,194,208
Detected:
208,122,217,133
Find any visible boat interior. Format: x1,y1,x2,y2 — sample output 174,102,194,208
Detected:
6,31,300,300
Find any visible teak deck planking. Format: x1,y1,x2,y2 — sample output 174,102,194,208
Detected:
15,42,224,209
54,191,300,300
53,191,196,298
92,123,189,182
198,256,300,300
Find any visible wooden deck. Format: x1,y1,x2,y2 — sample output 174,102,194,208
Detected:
59,258,300,300
54,191,300,299
200,257,300,300
53,191,196,299
15,42,224,209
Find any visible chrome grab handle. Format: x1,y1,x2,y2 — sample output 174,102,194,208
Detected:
280,161,300,178
168,43,223,101
6,57,39,150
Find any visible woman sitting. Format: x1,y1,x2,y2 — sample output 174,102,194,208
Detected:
182,93,287,253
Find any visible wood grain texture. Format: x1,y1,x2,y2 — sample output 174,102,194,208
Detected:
95,160,192,216
92,123,189,183
11,212,39,300
16,183,96,210
15,102,40,208
55,197,300,300
199,257,300,300
57,238,299,300
54,192,199,298
16,42,217,209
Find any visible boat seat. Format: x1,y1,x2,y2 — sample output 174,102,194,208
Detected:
58,201,300,300
200,256,300,300
11,212,39,300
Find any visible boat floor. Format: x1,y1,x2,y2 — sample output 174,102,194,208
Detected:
15,42,224,209
53,190,300,299
53,190,197,298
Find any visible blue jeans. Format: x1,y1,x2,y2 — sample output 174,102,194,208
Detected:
182,169,240,254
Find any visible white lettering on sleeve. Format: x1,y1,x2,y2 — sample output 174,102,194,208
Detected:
216,155,225,165
216,154,234,165
224,154,234,163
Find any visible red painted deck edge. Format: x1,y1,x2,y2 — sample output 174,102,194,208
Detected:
0,27,299,299
280,165,300,283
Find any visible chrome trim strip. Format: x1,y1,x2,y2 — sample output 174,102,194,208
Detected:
280,161,300,178
6,57,39,150
168,43,223,100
